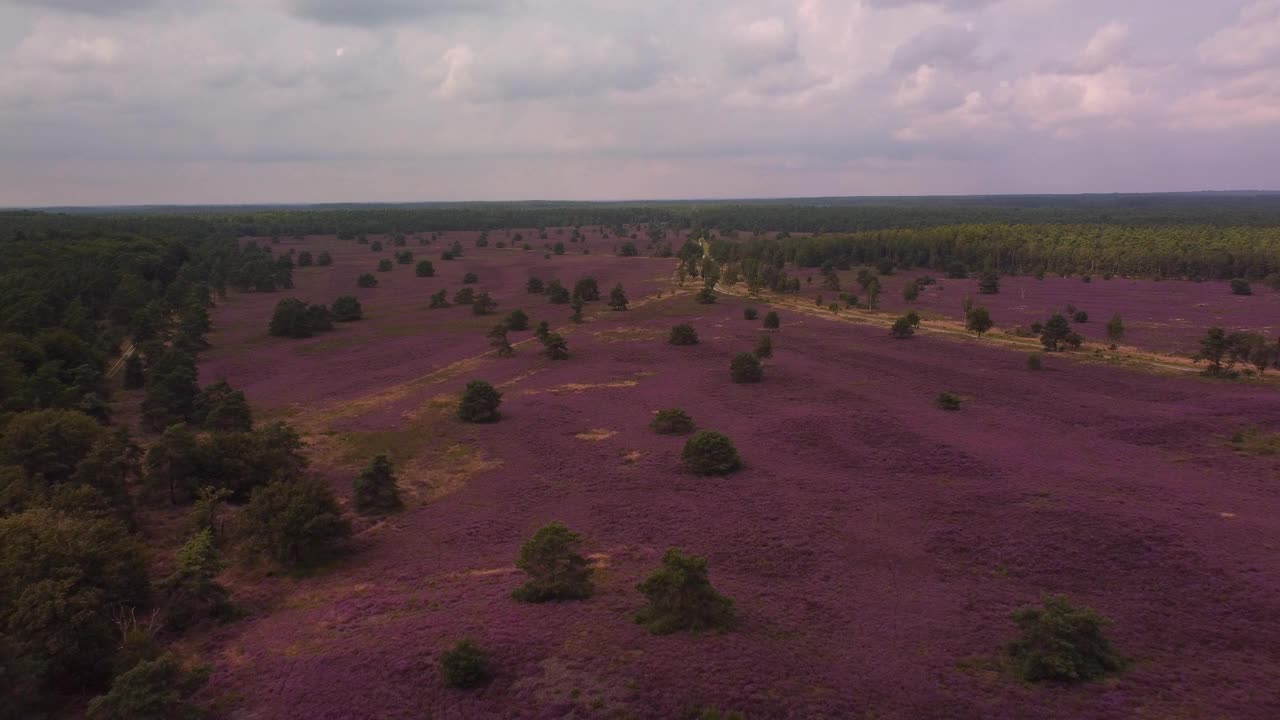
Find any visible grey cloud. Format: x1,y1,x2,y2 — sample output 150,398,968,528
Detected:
890,25,986,72
864,0,998,10
290,0,513,26
10,0,159,14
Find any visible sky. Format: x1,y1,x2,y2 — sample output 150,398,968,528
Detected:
0,0,1278,205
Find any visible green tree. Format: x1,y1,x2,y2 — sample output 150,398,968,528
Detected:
238,477,350,568
429,289,450,308
651,408,695,435
488,324,514,358
1106,313,1124,341
1194,326,1246,375
297,250,314,267
546,281,570,304
903,280,920,302
86,654,209,720
331,296,363,322
1040,314,1081,352
978,271,1000,294
353,454,402,515
144,424,203,505
377,259,393,272
512,521,594,602
669,324,699,346
192,380,253,432
608,283,629,310
453,287,476,305
316,250,333,266
743,307,758,320
159,529,231,630
730,352,763,383
440,639,489,689
142,349,199,431
526,277,545,294
1231,278,1253,296
269,298,314,338
619,241,638,256
357,273,378,288
0,408,103,484
124,353,145,389
541,332,569,360
682,431,742,475
504,309,530,331
463,272,479,284
1007,594,1124,683
753,334,773,359
634,549,735,634
763,311,780,329
415,260,435,277
472,292,497,316
572,277,601,302
890,316,915,338
965,306,993,336
458,380,502,423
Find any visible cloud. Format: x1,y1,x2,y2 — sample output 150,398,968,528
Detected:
864,0,998,10
1197,0,1280,72
289,0,513,26
724,17,798,74
1042,21,1130,74
9,0,161,15
890,25,987,72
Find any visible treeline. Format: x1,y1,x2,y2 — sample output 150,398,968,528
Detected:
707,223,1280,280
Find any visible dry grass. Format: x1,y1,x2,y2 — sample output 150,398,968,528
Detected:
1228,427,1280,456
575,428,618,441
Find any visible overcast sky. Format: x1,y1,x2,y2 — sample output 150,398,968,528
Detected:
1,0,1277,205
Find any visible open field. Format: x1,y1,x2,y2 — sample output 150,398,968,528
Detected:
194,230,1280,719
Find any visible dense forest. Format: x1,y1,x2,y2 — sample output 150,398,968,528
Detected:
2,195,1280,715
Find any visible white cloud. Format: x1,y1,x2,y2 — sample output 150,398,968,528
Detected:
1197,0,1280,71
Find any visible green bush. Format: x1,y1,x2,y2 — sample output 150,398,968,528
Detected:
331,295,363,322
669,324,699,346
526,277,544,294
453,287,475,305
377,259,393,272
1007,594,1125,683
458,380,502,423
428,289,449,309
695,288,717,304
541,332,569,360
935,392,961,410
890,316,915,339
504,309,530,331
415,260,435,277
978,271,1000,294
572,277,600,301
357,273,378,288
682,430,741,475
86,654,209,720
471,292,497,316
743,307,758,320
1073,310,1089,323
463,272,479,284
440,639,490,689
763,311,780,329
353,454,402,515
158,529,232,631
966,307,993,336
512,521,593,602
634,548,735,634
753,334,773,359
238,477,350,568
730,352,763,383
1027,353,1043,371
1231,278,1253,296
651,408,695,435
316,251,333,266
608,283,629,310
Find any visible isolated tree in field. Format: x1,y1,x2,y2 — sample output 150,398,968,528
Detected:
890,316,916,338
305,303,333,333
730,352,763,383
453,287,475,305
570,297,584,323
472,292,497,316
504,309,529,331
682,430,742,475
239,477,350,568
316,250,333,266
370,240,383,251
1106,313,1124,341
903,280,920,302
357,273,378,288
85,653,209,720
331,295,363,322
935,392,962,410
966,306,993,336
1027,353,1043,370
441,250,455,261
1194,326,1245,376
744,307,758,321
297,250,314,267
695,287,717,304
440,639,489,689
428,289,450,309
395,251,413,265
534,321,550,340
1231,278,1253,296
1073,310,1089,323
541,332,569,360
1040,314,1081,352
488,324,514,358
415,260,435,277
353,454,402,515
553,241,565,255
634,548,735,635
669,324,698,346
458,380,501,423
1007,594,1124,683
978,270,1000,294
1238,333,1277,376
619,241,638,257
546,281,571,304
763,310,780,329
512,521,594,602
526,277,544,294
863,276,881,308
750,334,773,360
651,408,695,435
608,283,629,310
463,272,478,284
573,277,601,302
376,259,393,272
268,298,314,338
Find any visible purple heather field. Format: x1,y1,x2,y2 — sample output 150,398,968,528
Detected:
196,230,1280,719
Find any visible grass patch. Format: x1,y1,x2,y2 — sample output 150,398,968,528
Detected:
1228,427,1280,456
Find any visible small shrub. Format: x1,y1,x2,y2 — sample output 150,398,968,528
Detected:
428,289,450,309
86,654,209,720
415,260,435,277
440,639,489,689
1231,278,1252,296
753,334,773,359
966,307,993,336
316,251,333,266
608,283,629,311
1026,353,1043,371
1106,313,1124,341
634,548,735,634
762,310,780,329
377,259,393,272
453,287,475,305
743,307,758,321
357,273,378,288
935,392,961,410
651,408,695,435
572,277,600,302
541,332,569,360
1228,427,1280,456
695,288,717,304
297,250,313,267
463,272,479,284
890,317,915,339
1007,594,1124,683
395,250,413,265
472,292,497,316
682,431,741,475
669,324,699,346
729,352,763,383
353,454,402,515
1073,310,1089,323
458,380,501,423
903,281,920,302
526,277,544,294
370,240,383,251
978,271,1000,294
512,522,593,602
504,309,529,331
331,296,363,322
